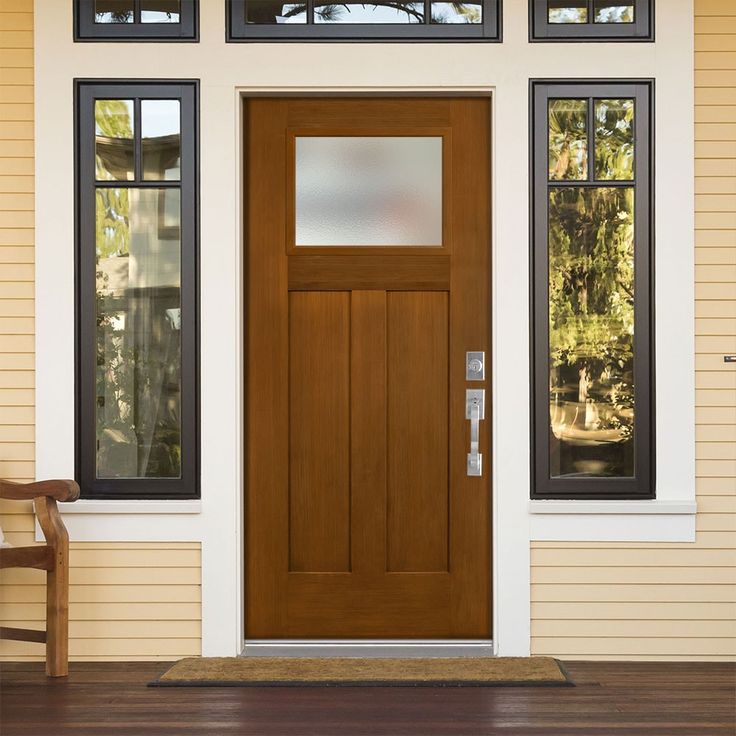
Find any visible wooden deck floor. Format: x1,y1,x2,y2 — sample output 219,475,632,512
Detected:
1,660,734,735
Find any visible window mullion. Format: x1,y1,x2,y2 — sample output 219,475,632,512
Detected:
134,98,142,183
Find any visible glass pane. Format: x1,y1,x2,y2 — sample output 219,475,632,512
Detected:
595,99,634,181
549,99,588,181
95,100,134,182
141,0,181,22
548,1,588,23
431,2,482,23
295,136,442,246
314,1,424,23
594,2,634,22
142,100,181,181
246,1,307,23
95,0,134,23
548,186,635,479
95,187,182,479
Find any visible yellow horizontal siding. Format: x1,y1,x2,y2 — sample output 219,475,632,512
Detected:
0,543,202,661
0,4,203,663
531,0,736,662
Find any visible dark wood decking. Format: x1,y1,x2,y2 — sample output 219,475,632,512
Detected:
1,660,734,735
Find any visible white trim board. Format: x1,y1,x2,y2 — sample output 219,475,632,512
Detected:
33,0,695,658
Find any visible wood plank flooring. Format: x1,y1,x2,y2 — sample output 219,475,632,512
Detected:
0,660,734,735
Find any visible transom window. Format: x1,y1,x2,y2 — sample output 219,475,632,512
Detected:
531,0,652,40
228,0,499,40
531,80,653,499
75,0,198,40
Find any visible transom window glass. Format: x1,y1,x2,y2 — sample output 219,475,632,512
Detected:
77,83,198,499
531,0,651,40
531,81,653,499
75,0,197,40
229,0,498,39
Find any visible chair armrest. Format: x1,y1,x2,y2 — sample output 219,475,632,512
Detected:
0,479,80,503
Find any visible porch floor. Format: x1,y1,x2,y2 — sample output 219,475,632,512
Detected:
1,660,734,735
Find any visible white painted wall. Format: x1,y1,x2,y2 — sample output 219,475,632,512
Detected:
34,0,695,657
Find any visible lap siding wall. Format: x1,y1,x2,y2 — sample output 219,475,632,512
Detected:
0,0,202,662
530,0,736,662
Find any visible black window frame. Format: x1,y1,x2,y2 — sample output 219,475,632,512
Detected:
227,0,500,41
530,0,653,42
530,79,655,500
75,0,198,41
75,80,200,499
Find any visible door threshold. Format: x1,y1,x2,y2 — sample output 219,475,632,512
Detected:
242,640,494,658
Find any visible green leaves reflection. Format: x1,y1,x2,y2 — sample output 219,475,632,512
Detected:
548,187,635,477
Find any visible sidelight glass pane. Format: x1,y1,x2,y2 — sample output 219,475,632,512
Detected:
245,0,306,22
594,2,634,22
95,100,135,182
595,99,634,181
141,0,181,22
314,1,424,23
95,0,134,22
548,1,588,23
295,136,442,246
142,100,181,181
95,187,182,479
548,186,635,479
549,99,588,181
431,2,482,23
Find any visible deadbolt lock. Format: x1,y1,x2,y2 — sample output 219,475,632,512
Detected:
466,351,485,381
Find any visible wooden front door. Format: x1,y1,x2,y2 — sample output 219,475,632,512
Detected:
245,98,491,639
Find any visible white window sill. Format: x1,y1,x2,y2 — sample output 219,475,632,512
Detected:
529,500,696,542
54,500,202,515
529,500,697,515
35,500,203,542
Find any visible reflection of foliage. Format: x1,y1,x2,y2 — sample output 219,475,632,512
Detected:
549,100,587,180
595,99,634,180
431,3,481,23
549,187,635,443
595,5,633,23
95,9,134,22
94,183,181,479
96,188,130,259
95,99,133,138
249,1,480,23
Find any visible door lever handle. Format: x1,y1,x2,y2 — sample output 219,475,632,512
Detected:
466,389,485,477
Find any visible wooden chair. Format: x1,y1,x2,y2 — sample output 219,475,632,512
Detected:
0,479,80,676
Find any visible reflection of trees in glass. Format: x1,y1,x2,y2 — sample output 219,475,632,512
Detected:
548,4,587,23
549,99,588,180
95,100,134,181
246,0,481,23
95,188,182,479
548,186,635,477
431,3,481,23
594,3,633,23
595,99,634,180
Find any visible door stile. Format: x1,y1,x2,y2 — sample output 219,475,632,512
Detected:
448,99,492,636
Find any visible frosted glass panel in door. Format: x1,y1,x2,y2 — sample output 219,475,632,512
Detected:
295,136,443,246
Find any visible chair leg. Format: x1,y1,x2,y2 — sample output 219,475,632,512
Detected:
45,545,69,677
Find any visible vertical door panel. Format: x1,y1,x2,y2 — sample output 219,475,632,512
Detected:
288,291,351,572
387,291,450,572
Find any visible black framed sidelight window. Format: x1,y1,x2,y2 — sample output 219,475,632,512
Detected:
531,0,652,41
227,0,500,41
75,0,198,41
531,80,654,499
76,81,199,498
